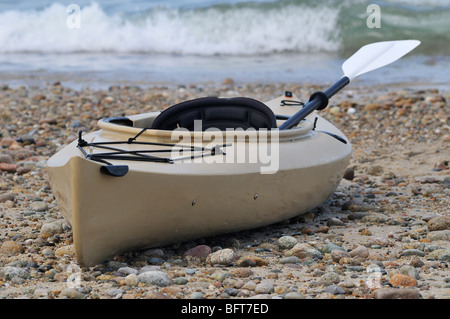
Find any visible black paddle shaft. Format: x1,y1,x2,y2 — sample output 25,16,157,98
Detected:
278,76,350,130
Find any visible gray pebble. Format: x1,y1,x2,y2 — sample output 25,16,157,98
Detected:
279,256,301,264
321,243,345,254
0,266,30,281
174,277,189,285
277,236,297,250
255,280,274,294
283,292,305,299
400,249,426,257
117,267,138,276
327,217,345,226
138,271,173,287
189,292,205,299
185,268,196,275
324,285,346,295
59,288,85,299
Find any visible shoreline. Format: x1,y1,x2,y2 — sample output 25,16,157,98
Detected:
0,80,449,300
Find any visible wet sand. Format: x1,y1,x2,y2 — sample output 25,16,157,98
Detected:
0,80,449,300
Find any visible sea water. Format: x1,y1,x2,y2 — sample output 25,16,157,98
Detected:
0,0,448,89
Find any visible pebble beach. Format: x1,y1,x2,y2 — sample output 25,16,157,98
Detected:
0,80,449,301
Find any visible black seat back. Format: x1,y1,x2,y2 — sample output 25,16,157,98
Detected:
151,97,276,131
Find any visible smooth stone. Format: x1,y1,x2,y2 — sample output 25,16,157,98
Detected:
349,246,369,259
324,285,346,295
279,256,301,264
254,280,274,294
206,248,235,266
283,292,306,299
138,271,173,287
427,216,450,231
374,288,421,299
321,243,346,254
0,241,24,256
277,236,297,250
59,288,85,299
400,249,425,257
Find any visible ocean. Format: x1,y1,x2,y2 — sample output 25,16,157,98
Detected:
0,0,448,89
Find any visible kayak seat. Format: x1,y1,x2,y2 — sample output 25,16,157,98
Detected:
151,97,277,131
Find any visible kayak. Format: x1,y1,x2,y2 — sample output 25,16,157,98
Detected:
47,92,351,266
46,40,419,266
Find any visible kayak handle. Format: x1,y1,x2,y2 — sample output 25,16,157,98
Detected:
279,76,350,130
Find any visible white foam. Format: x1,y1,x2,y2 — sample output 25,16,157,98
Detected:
0,2,341,55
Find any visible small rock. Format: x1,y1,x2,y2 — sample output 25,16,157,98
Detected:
427,216,450,231
255,280,274,294
327,217,345,226
389,274,417,287
374,288,421,299
321,243,346,254
0,241,24,256
400,249,425,258
184,245,211,259
349,246,369,259
399,265,420,279
427,230,450,241
0,192,14,203
30,201,48,212
124,274,139,287
206,248,235,266
279,256,301,264
0,266,30,281
59,288,85,299
55,245,75,258
277,236,297,250
343,167,354,180
367,165,383,176
283,292,305,299
324,285,346,295
40,221,64,238
236,256,268,267
138,271,173,287
331,250,351,262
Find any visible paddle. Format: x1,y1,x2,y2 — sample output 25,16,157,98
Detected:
278,40,421,130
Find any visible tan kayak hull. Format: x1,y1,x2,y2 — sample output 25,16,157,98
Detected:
47,94,352,266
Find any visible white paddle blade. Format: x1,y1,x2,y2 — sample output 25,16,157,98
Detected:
342,40,421,80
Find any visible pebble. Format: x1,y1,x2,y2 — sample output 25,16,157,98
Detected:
124,274,139,287
331,250,351,262
374,288,421,299
389,274,417,287
279,256,301,264
0,266,30,281
0,192,14,203
427,216,450,231
0,241,24,256
283,292,305,299
184,245,211,259
324,285,346,295
327,217,345,226
59,288,85,299
138,271,173,287
277,236,297,250
255,280,274,294
206,248,235,266
40,220,64,238
427,230,450,241
400,249,425,257
349,246,369,259
321,243,345,254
